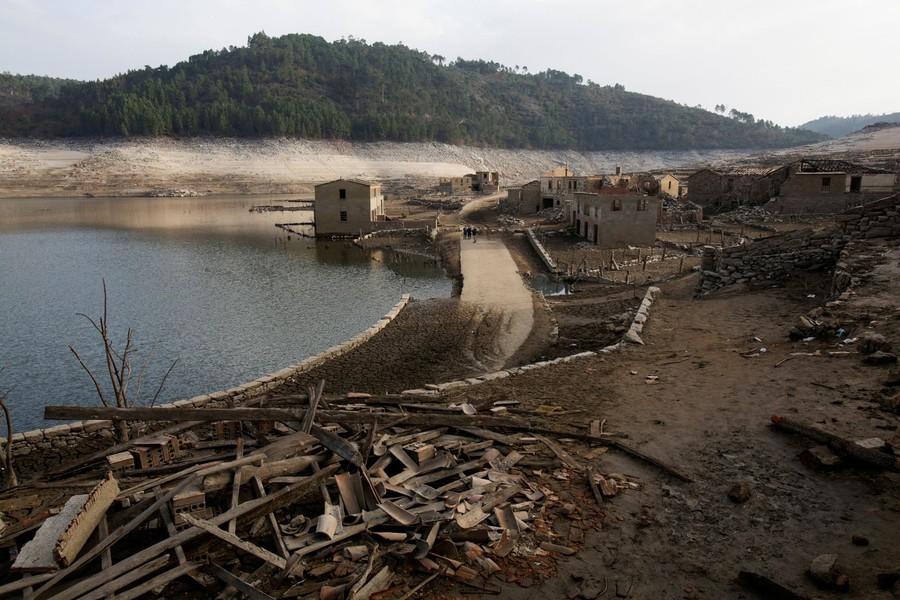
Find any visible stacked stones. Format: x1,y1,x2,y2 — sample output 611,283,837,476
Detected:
699,193,899,295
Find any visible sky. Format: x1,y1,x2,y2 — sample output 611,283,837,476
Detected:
1,0,897,128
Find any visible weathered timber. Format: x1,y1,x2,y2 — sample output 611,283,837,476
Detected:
154,486,187,565
771,415,900,472
533,435,582,471
43,406,693,481
107,562,201,600
179,512,287,570
28,465,337,600
585,468,604,506
54,473,119,566
228,437,245,536
12,494,89,572
300,380,326,434
77,554,171,600
0,573,55,597
206,563,276,600
44,406,307,422
250,476,290,559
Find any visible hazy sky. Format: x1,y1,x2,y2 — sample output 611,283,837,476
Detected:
1,0,897,127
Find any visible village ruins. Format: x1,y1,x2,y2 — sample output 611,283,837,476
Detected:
0,126,899,599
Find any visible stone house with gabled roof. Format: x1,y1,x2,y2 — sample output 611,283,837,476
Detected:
313,178,385,237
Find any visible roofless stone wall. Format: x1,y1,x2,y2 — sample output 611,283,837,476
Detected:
698,194,900,294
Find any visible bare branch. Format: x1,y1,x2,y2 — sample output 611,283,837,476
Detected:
148,358,179,408
69,345,111,407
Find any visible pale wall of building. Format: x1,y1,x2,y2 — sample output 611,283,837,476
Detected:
314,179,384,237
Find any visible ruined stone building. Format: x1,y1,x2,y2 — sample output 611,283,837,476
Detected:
764,159,898,215
571,192,658,248
686,168,772,213
472,171,500,193
438,175,474,194
501,180,542,215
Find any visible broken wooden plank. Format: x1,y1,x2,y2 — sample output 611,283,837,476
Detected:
533,434,582,471
349,565,393,600
206,563,276,600
154,486,187,565
54,473,119,567
13,494,89,572
28,464,338,600
585,469,604,506
309,424,363,468
0,572,55,596
96,515,113,570
250,476,290,559
179,512,287,570
106,562,200,600
228,437,245,536
77,554,171,600
771,415,900,472
300,380,326,434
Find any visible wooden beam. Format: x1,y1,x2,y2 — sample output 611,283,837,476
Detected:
228,437,245,536
27,465,336,600
44,406,306,423
250,476,289,559
107,562,200,600
154,486,187,565
77,554,171,600
178,513,287,570
54,473,120,566
206,563,276,600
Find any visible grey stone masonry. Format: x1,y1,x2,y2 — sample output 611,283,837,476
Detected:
699,194,900,295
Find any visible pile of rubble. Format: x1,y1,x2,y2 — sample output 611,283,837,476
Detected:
0,387,652,599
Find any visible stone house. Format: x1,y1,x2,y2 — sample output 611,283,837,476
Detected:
686,168,772,213
313,179,385,237
472,171,500,193
656,173,687,199
438,175,474,194
571,192,658,248
541,167,586,210
501,180,542,214
764,159,898,215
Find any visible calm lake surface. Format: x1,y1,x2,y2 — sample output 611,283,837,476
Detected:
0,196,450,431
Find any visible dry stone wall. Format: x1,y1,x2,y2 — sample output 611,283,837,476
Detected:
699,194,900,294
2,295,411,480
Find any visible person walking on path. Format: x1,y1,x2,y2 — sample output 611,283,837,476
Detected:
472,226,478,243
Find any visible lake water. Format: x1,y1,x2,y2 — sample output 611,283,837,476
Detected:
0,196,451,431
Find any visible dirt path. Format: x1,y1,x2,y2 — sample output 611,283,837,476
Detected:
459,235,535,371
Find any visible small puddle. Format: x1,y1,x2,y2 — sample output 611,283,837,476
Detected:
529,274,572,296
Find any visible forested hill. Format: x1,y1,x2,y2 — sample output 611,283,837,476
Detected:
0,33,826,150
799,113,900,138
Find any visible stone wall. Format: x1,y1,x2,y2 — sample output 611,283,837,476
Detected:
1,294,412,480
526,228,560,274
699,194,900,294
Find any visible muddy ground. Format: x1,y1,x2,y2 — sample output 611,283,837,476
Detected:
286,195,900,600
